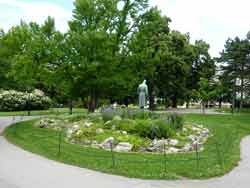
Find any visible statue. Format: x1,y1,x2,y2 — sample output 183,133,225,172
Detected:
137,80,148,109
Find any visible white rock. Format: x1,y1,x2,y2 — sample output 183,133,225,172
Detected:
166,147,179,153
169,139,179,146
101,137,115,149
182,144,193,152
72,125,80,132
114,142,133,152
201,129,209,136
96,128,104,134
84,122,93,128
122,131,127,135
188,135,197,142
183,128,188,132
66,129,73,138
76,130,83,137
192,126,201,131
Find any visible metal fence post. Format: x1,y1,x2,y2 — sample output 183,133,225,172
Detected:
58,130,62,157
195,142,200,171
110,142,115,168
163,142,167,174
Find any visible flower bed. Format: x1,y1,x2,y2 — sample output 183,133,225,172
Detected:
36,110,210,154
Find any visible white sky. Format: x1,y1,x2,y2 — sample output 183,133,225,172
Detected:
1,0,250,57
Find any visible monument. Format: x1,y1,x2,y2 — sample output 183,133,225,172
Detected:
137,80,148,109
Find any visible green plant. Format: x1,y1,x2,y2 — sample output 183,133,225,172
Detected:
115,119,137,133
169,113,184,130
151,119,175,139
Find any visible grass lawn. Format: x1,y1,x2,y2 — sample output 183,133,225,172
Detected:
4,114,250,180
0,108,87,116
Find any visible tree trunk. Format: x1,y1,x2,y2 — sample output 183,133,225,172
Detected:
148,81,155,111
149,93,155,111
172,96,178,108
69,99,73,115
88,90,97,112
186,100,190,109
219,99,222,109
240,78,244,111
201,101,206,114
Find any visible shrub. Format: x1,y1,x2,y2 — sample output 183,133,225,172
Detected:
135,118,178,139
135,120,153,138
168,113,184,130
101,107,124,122
115,119,137,133
0,89,51,111
151,119,175,139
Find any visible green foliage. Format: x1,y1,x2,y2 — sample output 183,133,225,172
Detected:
219,35,250,109
168,113,184,130
100,108,184,139
0,0,219,111
135,119,175,139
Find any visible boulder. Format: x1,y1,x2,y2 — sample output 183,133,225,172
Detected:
72,125,80,132
84,122,93,128
96,128,104,134
147,139,168,152
188,135,197,142
169,139,179,146
101,137,115,150
201,129,209,137
114,142,133,152
181,144,193,152
166,147,179,154
122,131,127,135
66,129,73,138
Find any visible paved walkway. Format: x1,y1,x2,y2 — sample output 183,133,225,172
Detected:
0,117,249,188
164,108,228,115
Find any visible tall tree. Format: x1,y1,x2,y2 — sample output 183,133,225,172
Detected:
68,0,149,111
219,36,250,111
129,7,171,109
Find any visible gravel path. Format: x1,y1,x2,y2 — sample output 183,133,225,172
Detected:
0,117,249,188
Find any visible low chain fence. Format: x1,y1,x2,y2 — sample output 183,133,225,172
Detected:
10,115,250,176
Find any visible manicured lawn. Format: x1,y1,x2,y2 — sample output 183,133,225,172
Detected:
0,108,87,116
4,114,250,180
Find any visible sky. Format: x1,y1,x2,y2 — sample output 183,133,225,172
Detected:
0,0,250,57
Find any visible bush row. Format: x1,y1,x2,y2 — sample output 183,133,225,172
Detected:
0,89,52,111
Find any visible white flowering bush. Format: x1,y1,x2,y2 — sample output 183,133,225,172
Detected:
0,89,52,111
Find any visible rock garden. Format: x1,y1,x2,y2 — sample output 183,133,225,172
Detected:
37,108,210,154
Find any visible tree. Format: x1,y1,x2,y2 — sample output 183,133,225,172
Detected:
219,35,250,111
197,78,215,114
185,40,215,108
157,31,195,108
68,0,149,112
129,7,171,109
